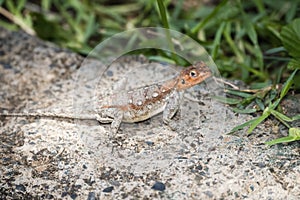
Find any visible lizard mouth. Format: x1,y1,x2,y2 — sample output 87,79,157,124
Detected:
199,68,213,81
203,71,213,79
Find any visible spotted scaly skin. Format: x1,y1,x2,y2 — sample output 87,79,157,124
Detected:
96,61,212,133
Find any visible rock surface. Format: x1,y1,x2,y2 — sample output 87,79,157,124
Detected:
0,27,299,199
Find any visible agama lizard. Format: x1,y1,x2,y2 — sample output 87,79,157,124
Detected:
1,61,212,133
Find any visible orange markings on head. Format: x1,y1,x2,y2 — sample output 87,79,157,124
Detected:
176,61,212,90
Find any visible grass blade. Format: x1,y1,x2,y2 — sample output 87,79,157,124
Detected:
292,114,300,121
270,109,293,122
157,0,169,29
280,69,298,100
269,108,291,128
191,0,228,34
156,0,178,63
212,96,241,105
232,107,257,114
247,107,270,134
265,136,296,146
211,21,226,59
228,118,258,134
225,89,253,98
266,127,300,146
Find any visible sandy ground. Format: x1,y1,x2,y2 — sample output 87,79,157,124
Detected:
0,27,299,199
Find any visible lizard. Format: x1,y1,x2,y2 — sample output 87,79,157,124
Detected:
0,61,212,133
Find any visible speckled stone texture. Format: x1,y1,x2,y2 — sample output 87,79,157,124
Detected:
0,27,299,199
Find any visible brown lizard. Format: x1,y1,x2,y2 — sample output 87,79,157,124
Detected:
96,61,212,133
1,61,212,133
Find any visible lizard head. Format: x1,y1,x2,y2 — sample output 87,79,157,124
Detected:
176,61,212,90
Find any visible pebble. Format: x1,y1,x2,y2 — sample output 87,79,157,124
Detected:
15,184,26,192
87,192,96,200
102,186,114,193
151,182,165,191
145,141,154,146
106,70,113,77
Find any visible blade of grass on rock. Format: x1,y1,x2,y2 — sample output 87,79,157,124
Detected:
270,109,293,122
213,95,241,105
226,89,253,98
232,107,257,114
266,127,300,146
247,107,271,134
228,118,259,134
270,108,291,128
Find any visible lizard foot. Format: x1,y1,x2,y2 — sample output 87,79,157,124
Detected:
167,120,180,132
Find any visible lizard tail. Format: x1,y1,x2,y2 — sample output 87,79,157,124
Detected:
0,112,96,120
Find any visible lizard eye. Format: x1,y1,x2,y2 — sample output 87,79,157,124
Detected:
189,70,198,78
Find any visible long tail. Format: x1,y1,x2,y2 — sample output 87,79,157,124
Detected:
0,112,96,120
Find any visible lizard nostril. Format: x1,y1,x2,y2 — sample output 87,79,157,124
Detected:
181,79,185,84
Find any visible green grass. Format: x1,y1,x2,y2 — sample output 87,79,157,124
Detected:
0,0,299,145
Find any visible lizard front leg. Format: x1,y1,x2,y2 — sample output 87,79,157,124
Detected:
163,91,182,130
110,110,123,134
96,109,123,134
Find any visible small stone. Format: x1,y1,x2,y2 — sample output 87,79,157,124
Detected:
87,192,96,200
43,194,54,199
145,141,154,146
61,192,68,197
70,193,77,199
258,162,266,168
102,186,114,193
176,156,188,160
204,190,213,198
16,184,26,192
3,63,12,69
196,165,203,170
151,182,165,191
199,171,206,176
106,70,113,77
236,160,244,165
